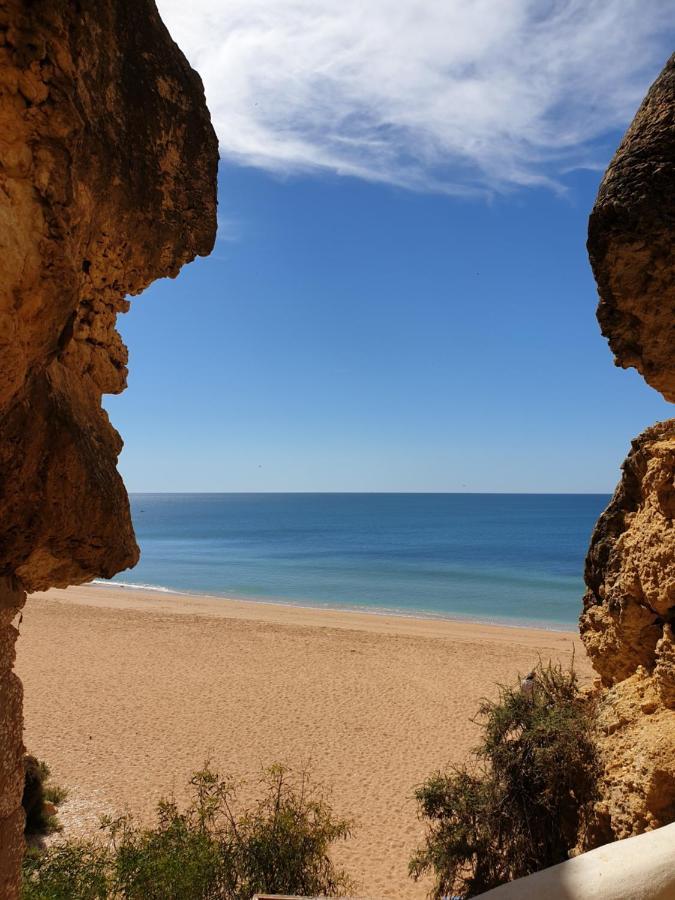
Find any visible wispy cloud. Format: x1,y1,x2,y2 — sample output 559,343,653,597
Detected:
215,214,241,243
158,0,673,194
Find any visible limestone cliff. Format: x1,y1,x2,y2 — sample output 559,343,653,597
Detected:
581,54,675,847
587,53,675,403
581,422,675,840
0,1,218,895
582,421,675,693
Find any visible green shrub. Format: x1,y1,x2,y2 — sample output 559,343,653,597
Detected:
22,764,353,900
410,660,599,899
23,844,111,900
22,756,68,837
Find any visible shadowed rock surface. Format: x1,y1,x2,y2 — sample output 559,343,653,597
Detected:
587,53,675,403
0,0,218,895
581,53,675,849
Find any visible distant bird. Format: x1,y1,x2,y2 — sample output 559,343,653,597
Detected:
520,670,536,700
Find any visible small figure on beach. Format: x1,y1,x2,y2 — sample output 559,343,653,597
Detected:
520,670,536,700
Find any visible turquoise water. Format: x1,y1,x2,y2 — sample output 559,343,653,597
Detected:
98,493,609,628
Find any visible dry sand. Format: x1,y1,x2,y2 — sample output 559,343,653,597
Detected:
16,585,592,898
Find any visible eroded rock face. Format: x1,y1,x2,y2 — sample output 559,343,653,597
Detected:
581,420,675,693
579,419,675,841
0,0,218,590
0,1,218,895
587,53,675,403
0,578,25,900
591,669,675,840
582,52,675,848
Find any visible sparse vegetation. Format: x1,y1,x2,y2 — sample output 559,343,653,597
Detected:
22,764,354,900
22,756,68,837
410,660,599,899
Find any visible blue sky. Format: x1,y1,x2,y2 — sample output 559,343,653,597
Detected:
107,3,674,492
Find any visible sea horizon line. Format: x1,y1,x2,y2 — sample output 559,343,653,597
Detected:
126,490,613,496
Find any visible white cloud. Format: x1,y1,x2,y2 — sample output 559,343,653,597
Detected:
215,213,241,242
157,0,673,194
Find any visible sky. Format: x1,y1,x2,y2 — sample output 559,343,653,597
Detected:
106,1,674,493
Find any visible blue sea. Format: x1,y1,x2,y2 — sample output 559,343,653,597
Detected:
97,493,610,629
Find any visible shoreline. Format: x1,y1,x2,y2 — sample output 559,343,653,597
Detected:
17,584,592,898
90,579,581,634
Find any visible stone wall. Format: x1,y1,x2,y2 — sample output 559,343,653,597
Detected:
0,1,218,895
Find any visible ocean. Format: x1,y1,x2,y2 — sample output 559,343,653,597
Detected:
97,493,610,628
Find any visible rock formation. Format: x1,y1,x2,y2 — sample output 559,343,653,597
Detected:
582,421,675,692
587,54,675,403
0,1,218,895
581,54,675,846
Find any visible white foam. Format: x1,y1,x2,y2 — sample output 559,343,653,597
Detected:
90,582,572,631
91,579,179,594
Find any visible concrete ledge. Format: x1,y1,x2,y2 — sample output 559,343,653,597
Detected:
476,822,675,899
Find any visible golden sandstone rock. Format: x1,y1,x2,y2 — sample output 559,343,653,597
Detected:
0,1,218,895
582,54,675,847
582,420,675,692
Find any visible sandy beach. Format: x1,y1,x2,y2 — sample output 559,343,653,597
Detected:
16,585,592,898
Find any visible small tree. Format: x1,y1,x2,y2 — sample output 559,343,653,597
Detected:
410,660,599,898
210,764,354,899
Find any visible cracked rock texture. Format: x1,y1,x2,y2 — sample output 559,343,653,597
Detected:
0,0,218,895
587,53,675,403
582,54,675,848
582,421,675,692
590,668,675,841
580,423,675,844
